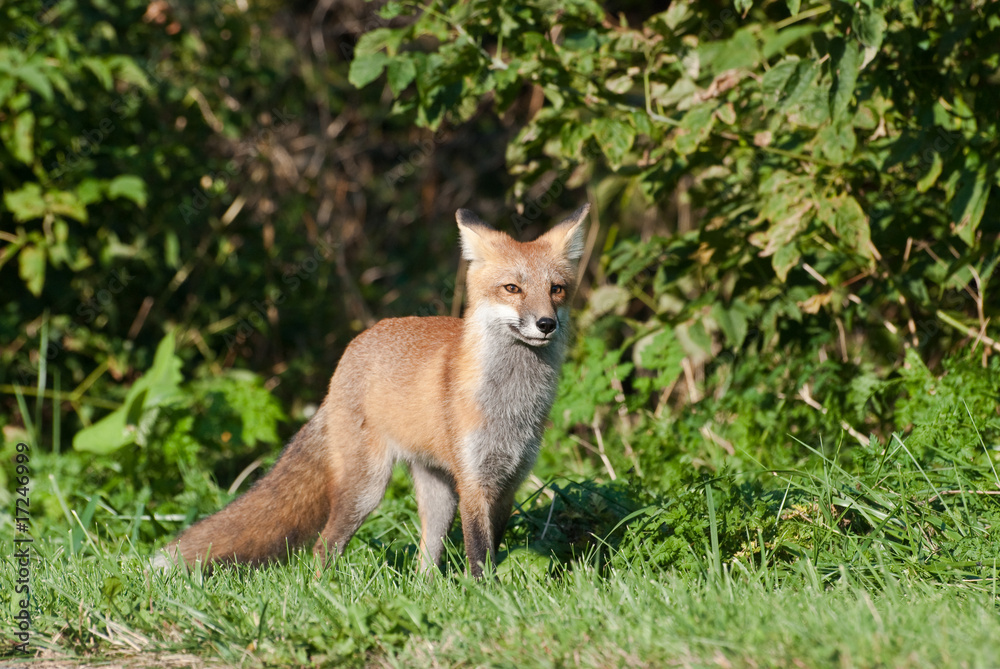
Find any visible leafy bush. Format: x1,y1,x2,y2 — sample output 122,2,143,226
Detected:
355,0,999,450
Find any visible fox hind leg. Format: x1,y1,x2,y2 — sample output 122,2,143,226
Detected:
312,438,394,565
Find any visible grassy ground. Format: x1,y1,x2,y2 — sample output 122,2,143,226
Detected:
3,443,999,668
3,352,999,666
1,533,999,668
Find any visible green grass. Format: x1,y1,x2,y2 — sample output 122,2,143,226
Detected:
2,535,999,668
3,349,999,666
3,432,999,668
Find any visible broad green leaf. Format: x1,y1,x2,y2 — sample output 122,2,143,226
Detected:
76,178,104,205
136,330,184,408
18,244,46,296
761,58,799,110
792,84,830,127
379,1,404,20
81,56,114,90
10,110,35,163
46,190,88,222
605,73,634,95
592,117,635,168
13,63,53,101
951,165,989,246
853,6,886,51
815,122,856,165
72,403,136,455
786,0,801,15
713,28,760,72
829,39,860,122
74,332,183,454
916,153,943,193
107,55,151,89
761,24,817,60
3,183,87,222
711,300,751,347
107,175,148,208
661,1,693,31
348,52,389,88
4,183,47,221
635,328,686,397
772,242,800,282
835,195,872,259
674,104,715,156
386,58,416,96
355,28,403,57
735,0,753,15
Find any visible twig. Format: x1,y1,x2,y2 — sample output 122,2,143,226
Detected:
797,383,867,446
936,310,1000,354
228,458,264,495
927,490,1000,504
591,417,617,481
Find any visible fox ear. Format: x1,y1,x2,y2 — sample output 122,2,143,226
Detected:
542,203,590,261
456,209,496,262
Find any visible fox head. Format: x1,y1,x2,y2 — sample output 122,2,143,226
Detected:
456,204,589,347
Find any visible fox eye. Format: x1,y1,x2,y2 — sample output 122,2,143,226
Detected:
551,284,565,296
504,284,521,294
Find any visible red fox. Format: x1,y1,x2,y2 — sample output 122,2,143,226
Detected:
162,205,589,577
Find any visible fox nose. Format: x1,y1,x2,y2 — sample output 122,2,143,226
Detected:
536,317,557,335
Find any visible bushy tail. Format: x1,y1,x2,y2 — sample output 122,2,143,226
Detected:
165,418,331,567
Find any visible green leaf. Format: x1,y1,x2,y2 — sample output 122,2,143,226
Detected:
829,39,860,122
4,183,47,221
18,244,46,296
786,0,801,15
10,110,35,164
74,332,183,454
386,58,416,96
47,190,88,222
107,175,148,208
815,122,856,165
734,0,753,15
951,165,989,246
711,300,751,347
635,328,686,394
71,403,135,455
674,104,716,156
3,183,88,222
76,179,105,205
135,330,184,408
761,59,800,111
81,56,114,90
592,117,635,168
349,52,390,89
853,6,886,50
772,242,800,282
355,29,399,57
13,63,53,101
916,153,943,193
379,1,404,19
835,195,872,259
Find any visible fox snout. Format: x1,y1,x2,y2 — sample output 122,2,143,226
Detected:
510,311,563,346
536,317,556,334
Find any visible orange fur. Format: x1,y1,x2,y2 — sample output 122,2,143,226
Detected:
163,205,589,577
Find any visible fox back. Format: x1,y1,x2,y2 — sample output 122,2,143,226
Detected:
164,204,589,577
